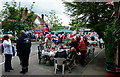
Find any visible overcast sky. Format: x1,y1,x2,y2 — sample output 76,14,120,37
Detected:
0,0,72,26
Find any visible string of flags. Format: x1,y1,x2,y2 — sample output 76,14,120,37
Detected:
105,1,114,6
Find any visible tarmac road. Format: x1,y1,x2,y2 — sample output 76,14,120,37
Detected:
1,43,105,76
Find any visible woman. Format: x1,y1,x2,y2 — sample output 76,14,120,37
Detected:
3,35,13,72
78,39,87,66
66,47,78,72
88,36,97,56
68,47,77,60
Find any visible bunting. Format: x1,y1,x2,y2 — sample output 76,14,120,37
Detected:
105,1,114,6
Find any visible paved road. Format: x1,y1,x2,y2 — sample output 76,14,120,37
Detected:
1,44,105,75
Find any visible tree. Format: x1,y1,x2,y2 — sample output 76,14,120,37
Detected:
64,2,118,36
45,10,64,31
64,2,120,65
70,22,87,30
0,1,36,36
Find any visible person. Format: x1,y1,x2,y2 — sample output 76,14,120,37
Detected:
54,45,67,59
39,36,44,52
83,37,89,46
78,39,87,66
37,36,44,64
44,37,52,48
35,33,38,42
89,36,97,45
66,47,78,72
67,47,77,60
58,34,63,44
54,45,67,70
99,38,104,49
76,35,81,43
2,35,14,72
27,33,32,39
88,37,97,56
16,30,31,74
69,38,79,52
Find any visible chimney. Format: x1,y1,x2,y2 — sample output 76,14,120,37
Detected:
41,14,44,19
24,8,28,16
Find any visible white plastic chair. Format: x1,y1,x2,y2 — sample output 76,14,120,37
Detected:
54,58,66,75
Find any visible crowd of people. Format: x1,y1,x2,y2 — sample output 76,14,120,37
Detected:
37,31,104,72
1,30,104,74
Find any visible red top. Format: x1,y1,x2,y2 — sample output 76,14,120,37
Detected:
78,42,87,51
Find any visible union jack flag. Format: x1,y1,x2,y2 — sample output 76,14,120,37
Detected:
51,34,58,42
43,24,51,35
44,24,50,32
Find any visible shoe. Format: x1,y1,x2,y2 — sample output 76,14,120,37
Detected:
25,68,28,72
68,68,71,73
81,64,86,67
10,68,14,70
81,63,85,66
24,69,28,72
5,70,10,72
69,71,72,73
20,71,26,74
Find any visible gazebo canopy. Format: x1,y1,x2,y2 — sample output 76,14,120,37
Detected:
56,29,73,33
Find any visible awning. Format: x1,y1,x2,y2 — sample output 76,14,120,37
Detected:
56,29,73,33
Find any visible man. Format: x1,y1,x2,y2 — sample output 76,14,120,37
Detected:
16,30,31,74
55,45,67,59
69,38,79,52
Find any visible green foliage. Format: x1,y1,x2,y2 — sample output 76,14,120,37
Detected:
10,36,15,40
1,1,36,35
51,25,65,31
45,10,63,30
64,2,117,34
70,22,86,31
103,19,120,63
64,2,120,63
104,20,118,62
